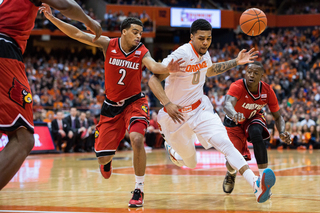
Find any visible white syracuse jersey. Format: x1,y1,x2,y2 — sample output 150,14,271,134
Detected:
162,42,213,106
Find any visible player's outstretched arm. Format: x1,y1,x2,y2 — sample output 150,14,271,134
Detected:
40,4,109,50
42,0,102,41
148,75,184,123
142,52,184,74
223,95,245,124
271,110,292,144
206,48,258,77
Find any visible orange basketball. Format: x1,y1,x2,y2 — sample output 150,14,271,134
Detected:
239,8,267,36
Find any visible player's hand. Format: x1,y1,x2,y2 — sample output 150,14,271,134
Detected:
236,48,259,65
167,58,185,73
85,17,102,42
280,131,291,145
39,4,53,19
165,102,184,124
231,112,245,125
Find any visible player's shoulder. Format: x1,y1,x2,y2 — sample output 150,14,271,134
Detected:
231,79,244,87
174,43,192,55
260,81,272,91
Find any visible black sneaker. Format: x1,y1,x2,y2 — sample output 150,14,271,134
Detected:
223,171,237,194
128,189,144,207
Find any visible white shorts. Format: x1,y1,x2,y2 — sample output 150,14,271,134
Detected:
158,95,231,160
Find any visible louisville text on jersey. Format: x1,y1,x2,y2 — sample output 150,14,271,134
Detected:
109,58,139,70
241,103,266,110
185,61,207,73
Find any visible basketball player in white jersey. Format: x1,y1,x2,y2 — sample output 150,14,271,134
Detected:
148,19,275,203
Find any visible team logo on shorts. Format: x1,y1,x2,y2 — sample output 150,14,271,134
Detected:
95,130,99,138
8,78,32,108
141,104,149,115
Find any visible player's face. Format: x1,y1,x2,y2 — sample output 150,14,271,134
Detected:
190,30,212,56
123,24,143,48
245,64,263,88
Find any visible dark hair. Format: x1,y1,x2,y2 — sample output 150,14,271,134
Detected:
249,61,264,72
190,19,212,35
120,17,143,33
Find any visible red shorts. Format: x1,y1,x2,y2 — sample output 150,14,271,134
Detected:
0,38,34,134
226,113,270,161
94,97,149,157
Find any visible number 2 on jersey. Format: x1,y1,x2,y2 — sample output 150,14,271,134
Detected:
117,68,126,85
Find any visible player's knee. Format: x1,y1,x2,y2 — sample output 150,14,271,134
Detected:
15,128,35,153
248,124,263,138
98,156,113,165
130,133,144,149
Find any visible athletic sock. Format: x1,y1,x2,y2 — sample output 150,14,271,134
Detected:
135,175,145,192
242,169,257,189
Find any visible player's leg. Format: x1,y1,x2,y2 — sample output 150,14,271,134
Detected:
193,98,275,202
0,128,34,190
248,124,268,176
0,52,35,190
244,114,270,176
223,126,252,193
94,114,126,180
125,98,149,207
158,108,198,169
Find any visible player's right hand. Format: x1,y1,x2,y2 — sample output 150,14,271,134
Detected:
232,112,245,125
85,17,102,42
165,103,184,124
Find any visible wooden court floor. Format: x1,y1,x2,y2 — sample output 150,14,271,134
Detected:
1,148,320,213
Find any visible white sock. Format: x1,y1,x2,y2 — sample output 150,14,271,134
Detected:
135,175,145,192
242,169,257,189
259,168,265,177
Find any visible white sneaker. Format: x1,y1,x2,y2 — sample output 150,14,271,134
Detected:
164,141,184,167
254,168,276,203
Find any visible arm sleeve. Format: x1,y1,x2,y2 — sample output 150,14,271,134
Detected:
227,83,242,100
268,85,280,112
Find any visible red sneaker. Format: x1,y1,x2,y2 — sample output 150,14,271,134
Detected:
128,189,144,207
100,161,112,179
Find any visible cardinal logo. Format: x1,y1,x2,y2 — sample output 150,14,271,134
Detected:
141,104,149,115
8,78,32,109
95,130,99,138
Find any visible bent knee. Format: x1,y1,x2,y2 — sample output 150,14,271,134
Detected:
98,156,113,165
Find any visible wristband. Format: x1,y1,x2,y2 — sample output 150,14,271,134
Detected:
164,101,172,107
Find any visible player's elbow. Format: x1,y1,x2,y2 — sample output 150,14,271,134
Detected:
44,0,71,11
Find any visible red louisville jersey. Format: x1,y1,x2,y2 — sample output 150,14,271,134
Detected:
227,79,280,122
104,38,148,102
0,0,39,54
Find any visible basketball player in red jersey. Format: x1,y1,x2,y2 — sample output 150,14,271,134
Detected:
40,4,183,207
0,0,101,190
222,61,291,194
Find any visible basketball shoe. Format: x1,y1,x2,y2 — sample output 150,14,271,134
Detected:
128,189,144,207
223,171,237,194
100,161,112,179
164,141,184,167
254,168,276,203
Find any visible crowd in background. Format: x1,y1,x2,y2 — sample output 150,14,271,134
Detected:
26,25,320,151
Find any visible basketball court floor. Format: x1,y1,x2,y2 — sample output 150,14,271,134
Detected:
1,148,319,213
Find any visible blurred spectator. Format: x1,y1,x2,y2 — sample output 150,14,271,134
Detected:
145,111,163,148
51,111,73,152
78,112,95,152
64,107,83,152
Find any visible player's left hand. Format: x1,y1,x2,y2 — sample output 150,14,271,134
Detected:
39,3,53,19
236,48,259,65
280,131,291,145
167,58,185,73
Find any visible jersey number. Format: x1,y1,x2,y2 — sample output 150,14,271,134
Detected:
192,71,200,84
248,110,257,120
117,68,126,85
